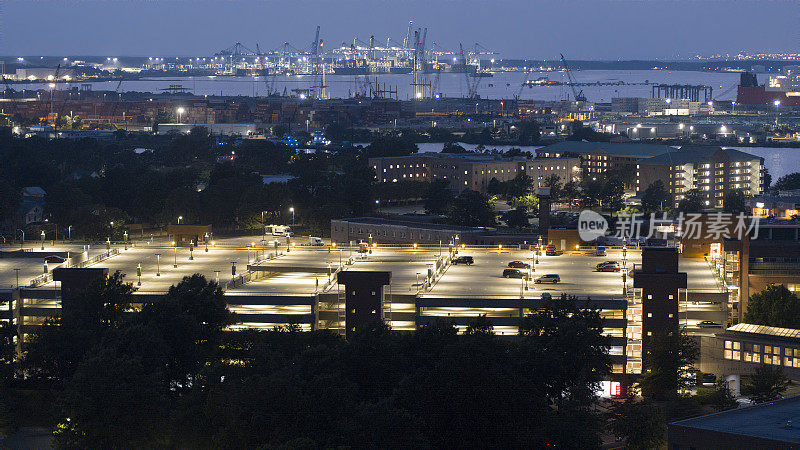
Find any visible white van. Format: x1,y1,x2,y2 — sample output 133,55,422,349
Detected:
266,225,294,237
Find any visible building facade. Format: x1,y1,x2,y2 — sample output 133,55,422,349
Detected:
368,153,580,193
637,146,765,209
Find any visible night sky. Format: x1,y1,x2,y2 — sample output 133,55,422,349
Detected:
2,0,798,59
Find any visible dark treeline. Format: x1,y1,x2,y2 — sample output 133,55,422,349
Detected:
0,128,436,238
3,274,613,448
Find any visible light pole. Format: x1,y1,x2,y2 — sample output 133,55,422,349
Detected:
189,240,194,260
176,107,185,124
123,230,128,250
177,216,183,224
137,263,142,286
172,241,177,268
68,225,72,241
18,229,24,249
537,235,542,264
774,99,781,127
214,270,220,285
289,207,295,226
40,230,45,250
205,233,209,252
622,239,628,296
369,234,373,254
155,253,161,276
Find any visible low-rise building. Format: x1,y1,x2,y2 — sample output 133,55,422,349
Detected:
536,141,675,181
368,153,580,193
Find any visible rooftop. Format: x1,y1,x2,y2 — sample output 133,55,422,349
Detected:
333,217,492,233
723,323,800,341
536,141,675,157
639,146,762,165
670,395,800,444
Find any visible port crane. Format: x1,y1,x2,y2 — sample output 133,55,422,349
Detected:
460,43,481,99
559,53,586,102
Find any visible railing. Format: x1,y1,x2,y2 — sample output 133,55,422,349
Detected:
28,249,120,288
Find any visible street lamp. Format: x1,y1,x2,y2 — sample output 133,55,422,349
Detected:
68,225,72,241
177,216,183,224
289,207,295,226
155,253,161,276
137,263,142,286
205,233,209,252
18,229,24,249
123,230,128,250
176,107,185,124
537,235,542,264
172,241,177,268
774,99,781,127
40,230,45,250
189,240,194,260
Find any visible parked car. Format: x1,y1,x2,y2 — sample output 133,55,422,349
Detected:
595,246,607,256
503,268,527,279
545,245,561,256
534,274,561,284
44,255,66,264
596,261,621,272
508,260,530,269
698,320,721,328
452,255,474,265
541,292,552,300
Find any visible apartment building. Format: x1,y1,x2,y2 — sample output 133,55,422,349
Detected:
636,146,764,208
536,141,675,182
368,153,580,193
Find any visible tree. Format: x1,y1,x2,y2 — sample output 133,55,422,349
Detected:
505,206,529,229
641,181,670,213
423,180,453,215
364,136,418,158
639,330,699,401
447,190,496,227
743,284,800,329
562,180,579,206
440,142,470,154
774,172,800,191
696,380,738,411
677,189,705,214
723,189,747,214
742,364,789,403
542,174,562,201
506,171,533,200
607,396,665,450
23,271,136,381
763,168,772,191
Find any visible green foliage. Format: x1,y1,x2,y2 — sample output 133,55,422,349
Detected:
677,189,705,214
695,380,738,410
743,284,800,329
440,142,470,154
364,136,418,158
742,364,790,403
639,330,699,401
641,180,670,213
581,172,624,211
422,179,453,215
607,396,666,450
447,190,496,227
505,207,530,229
542,173,562,201
774,172,800,191
723,189,747,214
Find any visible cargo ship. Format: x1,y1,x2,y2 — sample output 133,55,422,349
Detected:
736,69,800,106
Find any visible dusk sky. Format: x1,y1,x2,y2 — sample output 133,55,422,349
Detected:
2,0,798,60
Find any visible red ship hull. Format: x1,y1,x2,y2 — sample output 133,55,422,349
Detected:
737,85,800,106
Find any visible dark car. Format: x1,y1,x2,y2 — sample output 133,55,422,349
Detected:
545,245,562,256
698,320,721,328
44,255,66,264
503,268,527,279
508,261,530,269
452,255,474,265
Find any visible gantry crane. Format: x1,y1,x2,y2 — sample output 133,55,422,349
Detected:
560,53,586,102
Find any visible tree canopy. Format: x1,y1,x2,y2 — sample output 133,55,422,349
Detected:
743,284,800,329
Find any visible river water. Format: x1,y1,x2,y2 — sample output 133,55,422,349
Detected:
18,69,755,102
414,143,800,181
